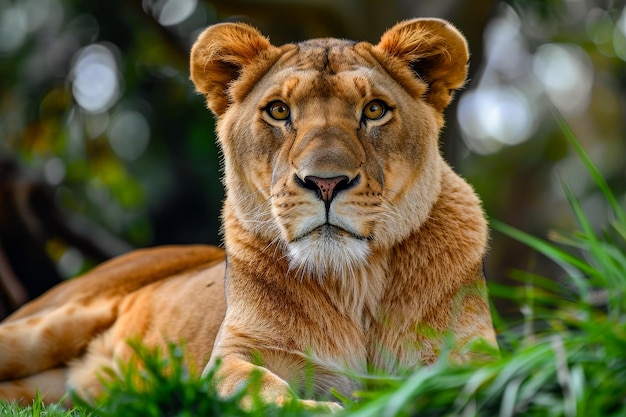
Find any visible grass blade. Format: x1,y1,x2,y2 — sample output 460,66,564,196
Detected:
491,219,596,279
553,109,626,225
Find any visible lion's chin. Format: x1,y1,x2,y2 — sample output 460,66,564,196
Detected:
287,225,370,280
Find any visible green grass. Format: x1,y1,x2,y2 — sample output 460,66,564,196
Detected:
0,393,92,417
3,117,626,416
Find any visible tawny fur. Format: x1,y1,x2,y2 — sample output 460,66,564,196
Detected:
0,18,496,410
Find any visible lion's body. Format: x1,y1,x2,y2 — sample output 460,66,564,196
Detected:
0,245,226,403
0,18,496,409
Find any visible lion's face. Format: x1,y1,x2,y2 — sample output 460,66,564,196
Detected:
191,19,469,278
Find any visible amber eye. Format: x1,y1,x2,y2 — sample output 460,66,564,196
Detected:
267,101,290,121
363,100,387,120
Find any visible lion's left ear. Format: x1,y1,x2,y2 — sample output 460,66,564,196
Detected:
375,18,469,112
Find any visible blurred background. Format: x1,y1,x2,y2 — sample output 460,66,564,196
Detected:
0,0,624,318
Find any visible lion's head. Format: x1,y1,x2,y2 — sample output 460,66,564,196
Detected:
190,19,469,279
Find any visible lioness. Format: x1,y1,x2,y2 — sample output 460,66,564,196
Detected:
0,18,496,410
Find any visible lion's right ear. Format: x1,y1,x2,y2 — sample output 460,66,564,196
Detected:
190,23,278,116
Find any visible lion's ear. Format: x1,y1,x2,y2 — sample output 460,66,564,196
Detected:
375,18,469,112
190,23,278,116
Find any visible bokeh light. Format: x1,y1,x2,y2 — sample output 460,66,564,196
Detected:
0,5,27,53
459,86,536,154
108,110,151,161
159,0,197,26
457,5,538,154
143,0,198,27
615,7,626,60
0,0,63,54
458,4,596,155
532,43,593,115
71,43,121,114
43,157,66,186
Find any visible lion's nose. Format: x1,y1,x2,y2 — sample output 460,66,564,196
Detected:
301,175,357,207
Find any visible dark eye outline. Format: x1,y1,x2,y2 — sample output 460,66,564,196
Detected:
265,100,290,121
362,100,387,121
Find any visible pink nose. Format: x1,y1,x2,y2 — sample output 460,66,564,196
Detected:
303,175,350,205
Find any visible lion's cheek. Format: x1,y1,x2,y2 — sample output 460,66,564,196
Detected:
367,155,443,246
220,109,281,195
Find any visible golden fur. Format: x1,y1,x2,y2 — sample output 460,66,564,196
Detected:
0,18,496,410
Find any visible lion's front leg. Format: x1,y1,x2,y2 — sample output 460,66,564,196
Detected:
205,353,342,412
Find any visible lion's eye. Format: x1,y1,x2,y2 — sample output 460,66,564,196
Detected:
267,101,290,121
362,100,387,120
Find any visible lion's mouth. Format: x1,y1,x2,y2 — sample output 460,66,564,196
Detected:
292,223,366,243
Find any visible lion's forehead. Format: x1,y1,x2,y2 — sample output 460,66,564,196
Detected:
275,38,372,75
260,42,388,105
